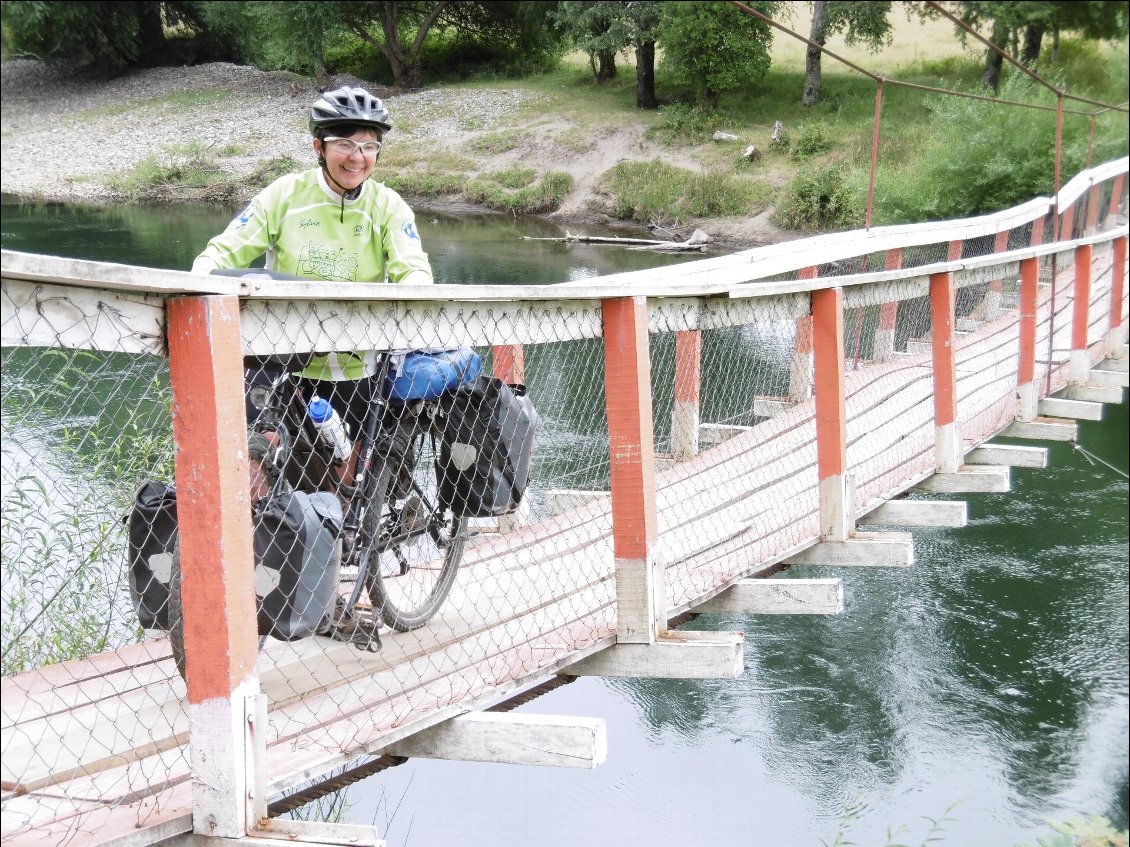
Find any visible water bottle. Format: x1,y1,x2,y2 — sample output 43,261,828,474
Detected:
308,396,351,463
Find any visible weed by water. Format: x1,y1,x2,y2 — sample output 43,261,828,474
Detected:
381,170,467,198
601,159,764,227
466,131,520,155
464,171,572,214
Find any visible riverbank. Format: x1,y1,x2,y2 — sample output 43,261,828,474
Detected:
0,59,801,251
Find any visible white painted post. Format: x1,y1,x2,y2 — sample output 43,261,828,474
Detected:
167,295,262,839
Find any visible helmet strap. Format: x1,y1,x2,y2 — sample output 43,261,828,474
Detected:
318,156,362,222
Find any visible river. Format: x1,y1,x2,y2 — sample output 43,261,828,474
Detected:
1,195,1126,847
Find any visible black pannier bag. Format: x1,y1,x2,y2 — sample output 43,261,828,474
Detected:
127,480,178,630
437,375,539,518
253,490,342,641
127,484,342,640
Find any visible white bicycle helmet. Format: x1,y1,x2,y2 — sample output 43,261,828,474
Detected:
309,86,392,135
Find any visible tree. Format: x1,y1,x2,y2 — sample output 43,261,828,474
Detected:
241,2,339,89
0,0,203,71
802,1,892,106
657,0,781,110
552,1,664,107
936,1,1130,92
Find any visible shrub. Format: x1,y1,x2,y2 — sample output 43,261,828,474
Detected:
600,160,760,226
773,161,865,231
789,123,834,161
464,171,573,214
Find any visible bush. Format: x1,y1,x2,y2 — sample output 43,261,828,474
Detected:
773,161,865,231
464,171,573,214
654,103,715,142
789,123,834,161
600,160,760,226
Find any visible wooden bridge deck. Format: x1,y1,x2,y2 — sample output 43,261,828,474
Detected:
3,259,1121,846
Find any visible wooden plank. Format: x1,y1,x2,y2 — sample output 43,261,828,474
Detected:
698,422,755,447
695,578,843,615
782,532,913,567
543,490,610,517
1038,396,1104,421
860,500,968,527
913,466,1010,493
383,712,607,768
966,444,1048,468
562,630,744,679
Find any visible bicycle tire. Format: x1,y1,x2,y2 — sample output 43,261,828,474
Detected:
359,430,466,632
167,542,265,682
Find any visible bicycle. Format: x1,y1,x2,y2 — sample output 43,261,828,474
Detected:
158,348,481,679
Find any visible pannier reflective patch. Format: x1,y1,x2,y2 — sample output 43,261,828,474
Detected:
449,443,478,472
148,552,174,584
255,564,283,598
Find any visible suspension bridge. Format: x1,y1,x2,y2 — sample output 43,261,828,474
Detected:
1,156,1127,847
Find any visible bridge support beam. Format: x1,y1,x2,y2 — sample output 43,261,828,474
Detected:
167,295,264,840
859,499,967,527
966,444,1048,468
783,532,913,567
931,270,962,474
1061,383,1124,404
1088,367,1130,389
1003,418,1078,441
563,630,744,679
602,296,664,643
695,578,843,615
1038,397,1104,421
698,422,753,448
913,466,1010,493
1016,257,1040,421
384,712,607,769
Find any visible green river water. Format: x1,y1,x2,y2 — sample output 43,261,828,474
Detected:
1,195,1126,847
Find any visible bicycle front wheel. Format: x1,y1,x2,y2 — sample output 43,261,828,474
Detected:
359,429,466,632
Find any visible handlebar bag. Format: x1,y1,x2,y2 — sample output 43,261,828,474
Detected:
384,348,483,402
437,375,539,518
126,480,178,630
254,491,343,641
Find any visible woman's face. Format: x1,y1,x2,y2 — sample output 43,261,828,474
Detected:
315,128,382,193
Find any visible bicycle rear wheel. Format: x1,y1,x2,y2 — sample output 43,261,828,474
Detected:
360,429,466,632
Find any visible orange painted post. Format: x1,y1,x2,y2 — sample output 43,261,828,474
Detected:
166,295,261,838
671,330,702,461
790,266,818,403
811,287,852,541
971,231,1010,323
1108,236,1127,358
492,344,525,385
1107,175,1126,229
1085,184,1103,235
1060,203,1077,242
1017,258,1040,421
1070,244,1094,384
492,344,530,533
1030,214,1046,247
602,296,663,643
930,272,962,474
873,249,901,362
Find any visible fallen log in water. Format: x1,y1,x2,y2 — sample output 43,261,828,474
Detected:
521,229,712,252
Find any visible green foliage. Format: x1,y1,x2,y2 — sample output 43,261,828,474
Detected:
466,131,521,155
600,159,763,226
80,89,233,121
381,170,468,198
657,0,781,108
824,1,893,51
787,122,835,161
871,75,1127,224
0,0,200,71
773,160,865,230
652,102,715,142
486,166,536,189
464,171,573,214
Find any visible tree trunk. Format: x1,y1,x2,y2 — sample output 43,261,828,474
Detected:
1051,28,1060,62
981,18,1008,92
802,0,829,107
1022,23,1045,65
635,41,657,109
137,3,166,59
595,49,617,82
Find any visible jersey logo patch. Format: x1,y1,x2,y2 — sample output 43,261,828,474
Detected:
402,221,420,241
235,205,254,228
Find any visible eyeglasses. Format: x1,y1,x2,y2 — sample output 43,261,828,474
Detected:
323,137,383,158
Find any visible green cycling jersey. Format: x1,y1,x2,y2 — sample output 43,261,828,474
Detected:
192,168,433,381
